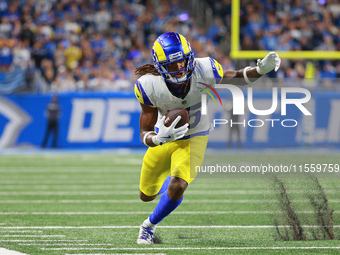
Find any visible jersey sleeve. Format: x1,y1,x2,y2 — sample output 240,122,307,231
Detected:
196,57,224,86
134,80,156,107
208,58,224,84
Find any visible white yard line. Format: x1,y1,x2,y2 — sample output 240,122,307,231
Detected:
1,199,340,203
20,244,119,246
0,240,87,242
41,247,340,251
0,185,139,190
1,225,340,230
0,210,339,215
0,248,29,255
0,191,140,195
0,180,137,184
0,168,140,173
0,190,339,195
65,254,166,255
0,235,65,237
65,254,167,255
0,231,43,233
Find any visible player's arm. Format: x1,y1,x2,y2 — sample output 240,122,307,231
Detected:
223,52,281,86
139,103,158,147
139,103,189,147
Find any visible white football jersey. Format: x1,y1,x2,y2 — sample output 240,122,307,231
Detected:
134,57,224,139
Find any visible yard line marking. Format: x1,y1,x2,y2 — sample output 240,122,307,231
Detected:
41,247,340,251
0,184,139,190
0,191,141,195
0,235,65,237
1,199,340,204
2,225,340,230
0,240,87,242
1,210,340,215
0,231,43,233
20,244,121,246
65,254,167,255
1,190,339,195
65,254,166,255
0,248,29,255
0,186,338,193
0,159,142,165
0,180,138,185
0,168,140,173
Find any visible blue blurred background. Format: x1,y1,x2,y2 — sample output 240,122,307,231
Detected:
0,0,339,149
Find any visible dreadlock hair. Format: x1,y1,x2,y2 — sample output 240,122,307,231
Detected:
135,64,160,77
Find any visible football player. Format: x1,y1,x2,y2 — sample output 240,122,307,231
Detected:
134,32,280,244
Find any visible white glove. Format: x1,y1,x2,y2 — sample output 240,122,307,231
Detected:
256,52,281,75
152,116,189,146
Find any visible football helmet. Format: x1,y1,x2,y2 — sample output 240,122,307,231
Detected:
152,32,195,84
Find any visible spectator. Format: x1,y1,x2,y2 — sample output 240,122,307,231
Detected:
31,40,49,70
93,1,111,32
13,39,31,69
51,66,76,92
0,16,12,38
64,39,82,69
207,17,227,45
1,0,339,93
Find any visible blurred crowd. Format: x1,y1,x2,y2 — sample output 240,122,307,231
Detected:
0,0,340,93
207,0,340,89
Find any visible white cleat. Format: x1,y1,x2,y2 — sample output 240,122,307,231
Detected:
137,218,156,244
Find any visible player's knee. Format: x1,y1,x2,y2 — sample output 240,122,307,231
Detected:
139,191,157,202
168,177,188,194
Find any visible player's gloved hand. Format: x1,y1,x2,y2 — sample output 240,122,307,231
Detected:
152,116,189,146
256,52,281,75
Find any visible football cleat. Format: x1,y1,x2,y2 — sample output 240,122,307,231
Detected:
152,32,195,84
137,224,155,244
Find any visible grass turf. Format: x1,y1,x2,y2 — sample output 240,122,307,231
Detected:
0,152,340,254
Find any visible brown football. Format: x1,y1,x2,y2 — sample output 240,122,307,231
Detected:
164,108,189,128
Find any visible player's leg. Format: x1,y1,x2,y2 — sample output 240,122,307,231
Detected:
145,136,209,228
137,144,171,244
147,176,186,226
140,175,171,201
139,145,171,202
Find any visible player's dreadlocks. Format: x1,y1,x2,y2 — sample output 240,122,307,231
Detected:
135,64,160,76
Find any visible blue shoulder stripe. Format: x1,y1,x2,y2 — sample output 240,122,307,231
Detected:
209,58,224,84
136,81,154,107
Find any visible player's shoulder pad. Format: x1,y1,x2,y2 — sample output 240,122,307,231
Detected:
134,76,155,107
195,57,224,84
209,57,224,84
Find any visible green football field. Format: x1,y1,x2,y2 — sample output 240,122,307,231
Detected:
0,151,340,255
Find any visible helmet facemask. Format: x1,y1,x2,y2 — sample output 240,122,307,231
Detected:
158,53,194,84
152,32,195,84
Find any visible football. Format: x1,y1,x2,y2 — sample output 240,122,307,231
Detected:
164,108,189,128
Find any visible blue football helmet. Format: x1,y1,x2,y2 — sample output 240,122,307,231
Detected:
152,32,195,84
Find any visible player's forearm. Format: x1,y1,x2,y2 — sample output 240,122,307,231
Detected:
141,130,158,147
223,67,262,86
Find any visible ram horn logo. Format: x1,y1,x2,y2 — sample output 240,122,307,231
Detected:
198,82,222,106
0,96,31,148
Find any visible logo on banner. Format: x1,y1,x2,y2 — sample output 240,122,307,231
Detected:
0,97,31,148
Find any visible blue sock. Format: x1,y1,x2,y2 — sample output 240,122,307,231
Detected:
157,176,171,195
149,192,183,225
